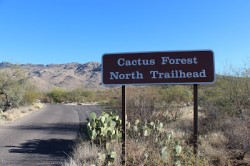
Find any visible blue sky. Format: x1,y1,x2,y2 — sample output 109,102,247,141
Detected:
0,0,249,73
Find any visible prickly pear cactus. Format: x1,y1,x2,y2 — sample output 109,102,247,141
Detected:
86,112,122,145
161,146,169,162
174,141,182,155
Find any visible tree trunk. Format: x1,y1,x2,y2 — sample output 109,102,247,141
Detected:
0,91,12,112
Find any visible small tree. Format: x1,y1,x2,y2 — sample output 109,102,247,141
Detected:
213,65,250,116
48,88,66,103
159,85,192,104
0,67,28,112
22,90,41,105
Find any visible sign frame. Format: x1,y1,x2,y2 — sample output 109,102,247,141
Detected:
102,50,215,86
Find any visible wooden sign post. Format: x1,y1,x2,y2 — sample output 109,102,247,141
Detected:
102,50,215,165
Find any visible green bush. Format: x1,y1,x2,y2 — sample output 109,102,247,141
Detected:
47,88,67,103
159,85,192,104
200,73,250,116
22,91,41,104
67,89,96,103
46,88,97,103
0,67,28,111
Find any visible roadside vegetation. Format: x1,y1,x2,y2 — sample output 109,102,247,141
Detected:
45,88,98,104
0,67,44,122
66,64,250,166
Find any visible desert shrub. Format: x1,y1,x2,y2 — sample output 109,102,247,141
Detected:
126,118,210,165
222,117,250,150
126,95,155,124
21,91,41,104
199,107,250,164
95,90,113,103
66,89,96,103
126,86,188,125
0,67,29,111
39,93,51,103
198,65,250,163
159,85,192,104
97,88,123,114
47,88,67,103
200,65,250,117
47,88,100,104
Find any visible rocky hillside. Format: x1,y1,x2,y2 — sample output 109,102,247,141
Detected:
0,61,103,91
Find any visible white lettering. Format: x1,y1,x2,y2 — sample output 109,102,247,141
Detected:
161,57,199,65
110,71,143,80
161,57,169,64
193,72,199,78
117,58,125,66
110,72,119,79
149,69,207,79
186,72,192,78
117,58,155,67
193,57,198,64
150,71,158,79
200,69,206,77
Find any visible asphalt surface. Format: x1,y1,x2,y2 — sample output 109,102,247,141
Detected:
0,104,101,166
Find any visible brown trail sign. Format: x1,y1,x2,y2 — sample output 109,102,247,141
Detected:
102,50,215,165
102,50,215,85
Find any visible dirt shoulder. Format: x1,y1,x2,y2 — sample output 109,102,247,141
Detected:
0,103,44,125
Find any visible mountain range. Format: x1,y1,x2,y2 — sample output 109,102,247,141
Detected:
0,61,103,91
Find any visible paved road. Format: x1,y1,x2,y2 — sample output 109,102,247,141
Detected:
0,104,101,166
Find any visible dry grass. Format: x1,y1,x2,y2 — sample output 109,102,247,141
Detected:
200,139,229,165
207,131,229,148
125,95,250,165
199,131,229,165
125,133,211,166
64,139,122,166
0,103,43,122
64,141,105,166
126,138,148,165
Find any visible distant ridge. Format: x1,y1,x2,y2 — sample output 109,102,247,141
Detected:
0,61,103,91
0,62,13,68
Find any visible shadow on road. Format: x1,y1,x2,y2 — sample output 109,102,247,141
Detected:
6,122,80,135
7,138,74,158
5,123,80,158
